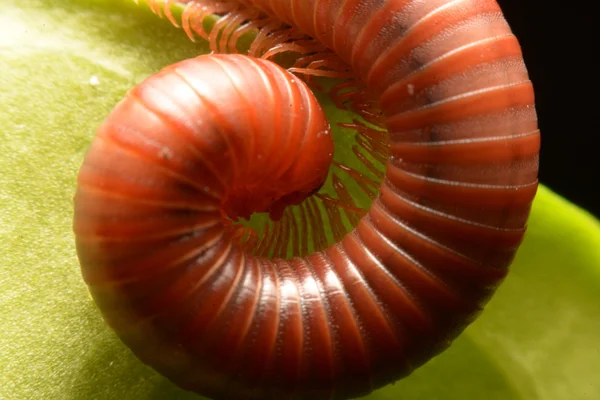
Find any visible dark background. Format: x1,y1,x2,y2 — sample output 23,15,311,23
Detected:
496,0,599,217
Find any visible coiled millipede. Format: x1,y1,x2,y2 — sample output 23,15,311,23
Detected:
73,0,540,399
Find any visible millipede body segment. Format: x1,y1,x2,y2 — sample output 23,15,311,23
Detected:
74,0,540,399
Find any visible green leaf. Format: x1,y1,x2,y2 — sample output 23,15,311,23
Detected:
1,1,598,399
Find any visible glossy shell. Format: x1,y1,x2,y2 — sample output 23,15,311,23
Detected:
74,1,540,399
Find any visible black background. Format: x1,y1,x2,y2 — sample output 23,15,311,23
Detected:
117,1,599,218
496,0,599,217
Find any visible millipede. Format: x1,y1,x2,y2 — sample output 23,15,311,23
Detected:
73,0,540,399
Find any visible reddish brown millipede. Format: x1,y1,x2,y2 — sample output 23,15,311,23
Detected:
73,0,540,399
